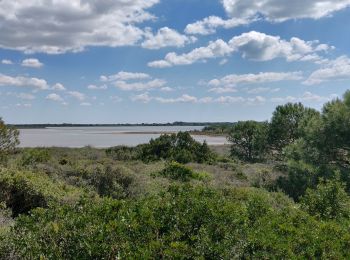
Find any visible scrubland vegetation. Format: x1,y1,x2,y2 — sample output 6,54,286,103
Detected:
1,91,350,258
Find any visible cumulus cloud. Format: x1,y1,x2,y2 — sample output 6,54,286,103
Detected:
52,83,66,91
148,39,233,68
208,71,303,89
246,87,280,94
1,59,13,65
68,91,85,101
131,92,152,103
100,71,151,82
87,84,108,90
221,0,350,22
114,79,166,91
0,74,49,90
46,93,63,102
185,16,253,35
131,93,267,105
142,27,197,49
303,56,350,85
0,0,159,54
229,31,332,62
270,92,338,103
148,31,331,67
155,94,198,104
16,93,36,100
21,58,44,68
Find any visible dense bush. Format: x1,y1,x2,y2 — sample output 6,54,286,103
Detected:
106,145,140,161
138,132,216,164
0,168,84,216
228,121,269,162
20,148,51,166
301,177,350,220
158,161,209,182
3,185,350,259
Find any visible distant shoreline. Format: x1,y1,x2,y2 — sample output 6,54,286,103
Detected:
11,122,234,129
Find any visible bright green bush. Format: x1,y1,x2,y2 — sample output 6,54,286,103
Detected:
138,132,216,164
20,148,51,166
159,162,209,182
0,168,85,216
3,185,350,259
301,177,350,220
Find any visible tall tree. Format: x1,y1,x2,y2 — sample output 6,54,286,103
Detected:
0,117,20,154
228,121,268,161
268,103,319,154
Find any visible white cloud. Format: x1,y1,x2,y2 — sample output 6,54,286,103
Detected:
1,59,13,65
142,27,197,49
208,71,303,88
114,79,166,91
52,83,66,91
0,0,159,54
110,96,123,102
149,31,331,67
160,87,174,92
148,39,233,67
80,102,91,106
21,58,43,68
16,93,36,100
0,74,49,90
155,94,198,104
229,31,331,62
46,93,63,102
208,87,237,94
185,16,253,35
68,91,85,101
303,56,350,85
270,92,338,103
16,103,32,108
87,84,108,90
246,87,280,94
131,92,152,103
100,71,151,82
222,0,350,22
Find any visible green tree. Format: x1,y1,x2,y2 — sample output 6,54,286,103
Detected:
228,121,268,161
268,103,319,155
0,118,19,163
301,177,350,220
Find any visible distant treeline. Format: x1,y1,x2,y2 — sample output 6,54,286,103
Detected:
11,122,235,129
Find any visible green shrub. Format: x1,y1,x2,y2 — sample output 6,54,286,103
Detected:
159,162,209,182
4,186,350,259
0,168,84,216
301,177,350,220
20,148,51,166
138,132,216,164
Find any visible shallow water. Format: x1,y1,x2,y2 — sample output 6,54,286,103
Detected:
18,126,228,148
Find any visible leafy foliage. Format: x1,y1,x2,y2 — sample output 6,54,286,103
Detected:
268,103,319,155
228,121,269,161
138,132,216,163
158,161,209,182
301,177,350,220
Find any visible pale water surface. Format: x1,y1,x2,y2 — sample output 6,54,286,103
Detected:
19,126,228,148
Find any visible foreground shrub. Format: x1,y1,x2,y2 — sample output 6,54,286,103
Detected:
159,161,209,182
20,148,51,166
138,132,216,164
301,177,350,220
3,185,350,259
0,168,84,216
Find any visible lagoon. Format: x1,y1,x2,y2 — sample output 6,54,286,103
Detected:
18,126,228,148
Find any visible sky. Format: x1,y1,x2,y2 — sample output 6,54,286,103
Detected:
1,0,350,124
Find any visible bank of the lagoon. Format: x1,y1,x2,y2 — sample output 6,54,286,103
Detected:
18,126,228,147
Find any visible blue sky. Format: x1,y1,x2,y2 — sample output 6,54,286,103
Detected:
1,0,350,124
